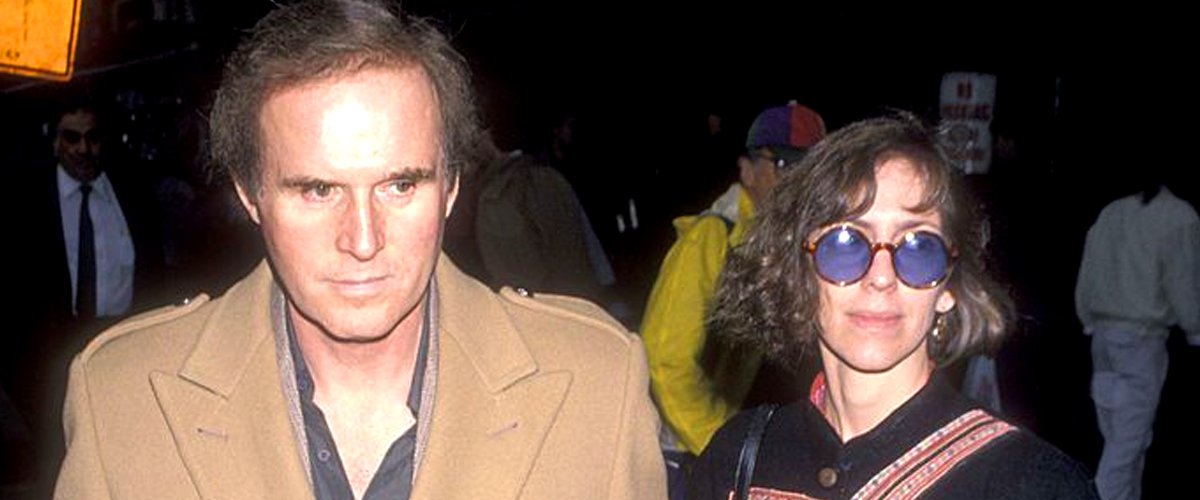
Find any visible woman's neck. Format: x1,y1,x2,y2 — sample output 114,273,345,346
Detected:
817,349,933,442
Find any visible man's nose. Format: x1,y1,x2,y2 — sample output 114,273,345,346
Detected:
336,193,384,261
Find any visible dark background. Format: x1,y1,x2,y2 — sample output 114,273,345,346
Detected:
2,1,1196,498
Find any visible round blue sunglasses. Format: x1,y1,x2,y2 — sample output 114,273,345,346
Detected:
805,225,955,289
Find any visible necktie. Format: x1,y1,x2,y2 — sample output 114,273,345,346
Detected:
77,183,96,319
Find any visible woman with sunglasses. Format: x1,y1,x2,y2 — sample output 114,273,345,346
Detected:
688,115,1097,499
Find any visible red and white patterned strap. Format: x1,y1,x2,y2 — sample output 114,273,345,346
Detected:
852,408,1016,500
726,486,822,500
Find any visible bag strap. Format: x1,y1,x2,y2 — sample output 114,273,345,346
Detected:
853,408,1016,500
733,404,779,500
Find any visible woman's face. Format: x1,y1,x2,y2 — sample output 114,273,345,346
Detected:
814,157,956,375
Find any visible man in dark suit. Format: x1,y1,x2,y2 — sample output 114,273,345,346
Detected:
4,96,163,490
29,99,162,324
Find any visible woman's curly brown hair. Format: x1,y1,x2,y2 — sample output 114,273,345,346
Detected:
707,113,1012,370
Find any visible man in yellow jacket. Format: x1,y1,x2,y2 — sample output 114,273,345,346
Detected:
641,103,825,472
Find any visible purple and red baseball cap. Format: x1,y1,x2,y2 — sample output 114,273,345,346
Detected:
745,102,826,167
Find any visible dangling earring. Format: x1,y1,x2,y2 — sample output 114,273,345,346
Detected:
930,314,947,341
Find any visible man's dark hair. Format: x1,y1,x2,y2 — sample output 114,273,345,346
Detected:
210,0,479,195
53,91,105,134
709,113,1013,369
57,91,99,118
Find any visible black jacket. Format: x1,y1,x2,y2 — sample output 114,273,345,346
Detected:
688,373,1098,500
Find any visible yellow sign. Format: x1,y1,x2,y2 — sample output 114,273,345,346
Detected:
1,0,83,81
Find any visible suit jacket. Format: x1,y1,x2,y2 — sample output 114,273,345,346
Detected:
14,162,164,336
54,255,666,499
4,162,164,452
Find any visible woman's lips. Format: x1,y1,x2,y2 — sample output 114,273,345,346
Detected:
847,311,903,330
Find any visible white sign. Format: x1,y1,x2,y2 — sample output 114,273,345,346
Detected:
939,72,996,174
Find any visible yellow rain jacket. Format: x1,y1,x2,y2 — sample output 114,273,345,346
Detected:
641,184,764,455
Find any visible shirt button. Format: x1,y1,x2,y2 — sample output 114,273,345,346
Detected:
817,467,838,488
317,449,331,462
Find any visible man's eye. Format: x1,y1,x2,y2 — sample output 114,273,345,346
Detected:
303,182,335,199
59,131,82,144
384,180,415,196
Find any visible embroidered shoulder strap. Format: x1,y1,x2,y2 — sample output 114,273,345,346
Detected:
852,408,1016,500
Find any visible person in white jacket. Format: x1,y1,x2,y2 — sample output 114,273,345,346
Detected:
1075,178,1199,500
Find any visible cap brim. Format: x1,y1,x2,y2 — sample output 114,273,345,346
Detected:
766,146,808,167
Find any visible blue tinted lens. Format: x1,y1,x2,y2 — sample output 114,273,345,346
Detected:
813,227,872,284
812,228,950,288
894,232,950,287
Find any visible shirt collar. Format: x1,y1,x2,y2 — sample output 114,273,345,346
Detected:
804,370,973,455
57,165,115,203
287,295,431,415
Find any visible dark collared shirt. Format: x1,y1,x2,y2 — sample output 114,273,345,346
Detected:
288,310,429,500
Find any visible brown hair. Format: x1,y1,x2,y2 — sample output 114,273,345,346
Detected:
708,113,1012,369
210,0,479,195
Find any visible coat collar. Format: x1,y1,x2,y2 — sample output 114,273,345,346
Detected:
435,254,538,393
412,255,572,499
176,261,277,395
171,256,545,396
153,256,570,499
150,261,315,499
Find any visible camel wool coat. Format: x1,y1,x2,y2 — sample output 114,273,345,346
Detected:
55,255,666,499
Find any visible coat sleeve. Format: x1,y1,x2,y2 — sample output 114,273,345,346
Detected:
1164,209,1200,342
1074,216,1098,332
640,217,738,454
607,336,669,500
54,354,113,500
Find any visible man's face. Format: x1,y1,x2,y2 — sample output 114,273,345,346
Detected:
738,150,782,205
237,67,458,342
54,110,103,182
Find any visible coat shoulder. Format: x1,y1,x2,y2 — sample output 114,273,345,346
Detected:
75,292,214,368
495,286,634,347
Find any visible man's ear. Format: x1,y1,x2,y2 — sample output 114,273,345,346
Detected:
444,172,460,218
234,182,261,225
737,155,756,187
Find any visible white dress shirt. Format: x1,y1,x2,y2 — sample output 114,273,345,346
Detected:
57,166,135,317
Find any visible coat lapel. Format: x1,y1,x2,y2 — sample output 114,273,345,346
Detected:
412,257,572,500
150,263,313,500
149,256,570,499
